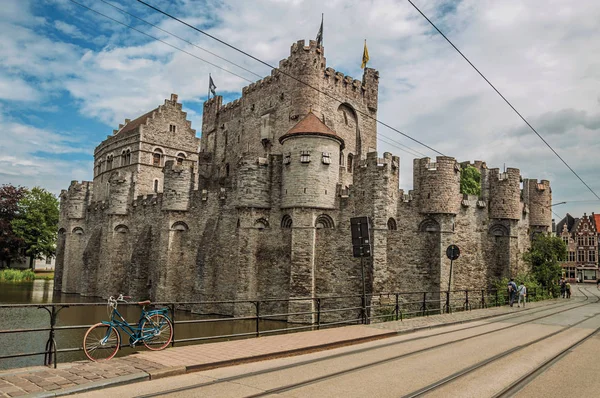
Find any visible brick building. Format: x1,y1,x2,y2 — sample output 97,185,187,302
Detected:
55,39,552,319
557,213,598,282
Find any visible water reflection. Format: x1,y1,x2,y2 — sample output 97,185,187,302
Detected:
0,281,288,370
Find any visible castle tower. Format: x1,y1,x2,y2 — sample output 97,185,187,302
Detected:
278,40,325,118
354,152,400,294
488,168,521,220
523,179,552,229
55,181,93,293
280,112,344,209
162,160,194,211
415,156,460,215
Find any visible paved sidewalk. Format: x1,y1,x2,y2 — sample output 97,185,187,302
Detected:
0,297,577,397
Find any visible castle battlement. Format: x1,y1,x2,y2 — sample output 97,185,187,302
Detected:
55,37,554,313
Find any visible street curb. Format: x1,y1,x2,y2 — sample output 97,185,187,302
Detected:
50,372,149,397
184,331,398,373
374,299,565,337
148,366,187,380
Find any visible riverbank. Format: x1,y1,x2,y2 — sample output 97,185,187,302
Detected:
0,269,54,282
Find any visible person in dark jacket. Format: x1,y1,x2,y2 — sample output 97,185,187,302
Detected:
508,278,517,307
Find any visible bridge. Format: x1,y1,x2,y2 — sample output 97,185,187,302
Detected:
1,286,599,397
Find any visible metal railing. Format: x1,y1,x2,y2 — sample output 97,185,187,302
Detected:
0,287,553,369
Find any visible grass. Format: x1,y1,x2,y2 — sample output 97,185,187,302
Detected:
0,269,54,282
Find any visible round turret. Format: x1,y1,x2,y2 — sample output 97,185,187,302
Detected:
524,179,552,227
280,112,343,209
416,157,460,214
489,168,521,220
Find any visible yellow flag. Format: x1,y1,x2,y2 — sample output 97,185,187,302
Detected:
361,40,369,69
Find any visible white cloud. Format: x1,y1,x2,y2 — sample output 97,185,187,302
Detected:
0,0,599,217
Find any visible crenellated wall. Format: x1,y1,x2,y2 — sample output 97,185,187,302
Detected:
56,38,552,323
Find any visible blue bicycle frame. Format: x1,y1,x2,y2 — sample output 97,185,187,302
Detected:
102,305,171,347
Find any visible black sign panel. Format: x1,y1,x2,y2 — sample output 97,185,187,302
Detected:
351,217,371,258
446,244,460,260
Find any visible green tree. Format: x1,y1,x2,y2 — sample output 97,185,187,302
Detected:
0,184,28,268
523,234,566,289
460,166,481,196
11,187,59,268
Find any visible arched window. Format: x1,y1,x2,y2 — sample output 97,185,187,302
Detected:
315,214,334,229
171,221,189,231
176,152,186,165
281,215,293,229
419,219,440,232
347,153,354,173
387,218,397,231
126,149,131,165
106,155,113,170
72,227,84,235
114,225,129,234
153,179,159,193
153,149,163,166
121,150,126,166
225,163,230,177
254,218,269,230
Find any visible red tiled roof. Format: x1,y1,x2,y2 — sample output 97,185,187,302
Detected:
119,107,158,135
279,112,344,148
593,214,600,231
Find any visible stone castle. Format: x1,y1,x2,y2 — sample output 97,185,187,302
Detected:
55,39,552,316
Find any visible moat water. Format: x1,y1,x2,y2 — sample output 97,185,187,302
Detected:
0,280,288,370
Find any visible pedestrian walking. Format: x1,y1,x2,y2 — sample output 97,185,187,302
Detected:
566,282,571,298
508,278,517,307
517,282,527,307
560,278,566,298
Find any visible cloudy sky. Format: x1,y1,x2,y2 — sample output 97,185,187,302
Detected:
0,0,599,220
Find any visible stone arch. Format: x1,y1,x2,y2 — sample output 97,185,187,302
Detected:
176,152,186,165
58,228,66,234
72,227,84,235
281,214,293,229
419,218,440,232
171,221,189,231
114,224,129,234
489,224,509,237
387,217,397,231
254,218,269,230
315,214,335,229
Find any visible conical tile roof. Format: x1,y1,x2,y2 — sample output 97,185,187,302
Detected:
279,112,344,148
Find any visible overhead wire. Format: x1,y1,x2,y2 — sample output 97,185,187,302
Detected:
405,0,600,201
134,0,445,157
66,0,428,159
67,0,254,83
97,0,263,79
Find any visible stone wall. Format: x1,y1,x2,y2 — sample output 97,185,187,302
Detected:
55,39,552,323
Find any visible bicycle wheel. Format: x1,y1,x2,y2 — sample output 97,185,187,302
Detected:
140,314,173,351
83,323,120,362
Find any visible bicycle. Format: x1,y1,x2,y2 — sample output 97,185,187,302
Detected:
83,294,173,362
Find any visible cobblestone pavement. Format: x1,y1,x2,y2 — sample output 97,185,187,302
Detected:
0,295,581,397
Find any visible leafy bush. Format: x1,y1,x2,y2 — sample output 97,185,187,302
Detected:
492,272,555,305
0,269,36,282
460,166,481,196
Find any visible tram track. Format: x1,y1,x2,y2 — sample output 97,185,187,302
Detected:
402,286,600,398
135,286,597,398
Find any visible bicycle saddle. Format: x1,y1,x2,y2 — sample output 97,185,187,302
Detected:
137,300,151,306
